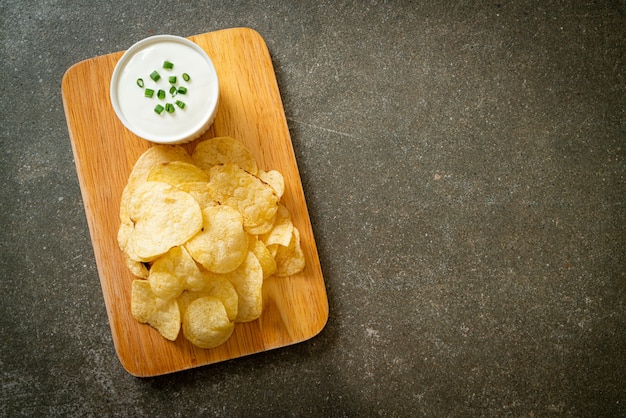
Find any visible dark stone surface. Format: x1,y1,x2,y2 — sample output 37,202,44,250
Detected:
1,1,624,416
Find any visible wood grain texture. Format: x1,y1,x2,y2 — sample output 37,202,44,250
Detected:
61,28,328,377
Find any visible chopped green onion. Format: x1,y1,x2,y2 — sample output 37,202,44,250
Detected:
177,86,187,94
169,85,177,95
150,71,161,82
175,100,186,109
182,73,190,82
154,104,164,114
136,78,144,88
168,76,177,84
144,88,154,98
165,103,175,113
157,89,166,100
163,60,174,70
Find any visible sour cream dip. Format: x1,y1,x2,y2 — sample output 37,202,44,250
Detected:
110,35,219,144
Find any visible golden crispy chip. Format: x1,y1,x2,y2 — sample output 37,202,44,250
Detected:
225,252,263,322
147,161,209,185
131,279,156,323
184,205,248,274
260,204,294,247
149,246,204,300
249,235,277,279
182,296,235,348
175,182,218,210
120,145,194,222
131,280,181,341
177,271,239,322
202,271,239,322
192,136,258,175
271,226,306,277
258,169,285,200
122,252,149,279
129,181,203,260
149,298,181,341
244,214,275,235
207,163,278,230
118,218,153,264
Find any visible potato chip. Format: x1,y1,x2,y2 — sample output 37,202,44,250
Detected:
248,235,277,279
182,296,235,349
177,271,239,323
260,204,294,247
244,214,276,235
147,161,209,185
149,246,204,300
131,279,156,323
131,280,181,341
258,169,285,200
175,181,218,210
120,145,194,222
122,252,149,279
271,226,306,277
185,205,248,274
149,298,182,341
225,252,263,322
192,136,258,175
128,181,203,260
202,271,239,322
207,163,278,230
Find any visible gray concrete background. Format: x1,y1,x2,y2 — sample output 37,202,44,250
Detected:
1,0,624,416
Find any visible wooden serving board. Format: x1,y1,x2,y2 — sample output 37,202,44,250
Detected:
61,28,328,377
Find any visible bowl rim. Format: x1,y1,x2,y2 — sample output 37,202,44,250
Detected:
110,34,219,144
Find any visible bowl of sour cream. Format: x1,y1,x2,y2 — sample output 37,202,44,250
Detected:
110,35,219,144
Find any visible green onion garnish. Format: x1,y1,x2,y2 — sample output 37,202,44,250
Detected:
150,71,161,82
144,88,154,98
165,103,175,113
136,78,144,88
163,61,174,70
175,100,186,109
169,85,177,95
157,89,166,100
177,86,187,94
154,104,164,114
182,73,190,82
168,76,177,84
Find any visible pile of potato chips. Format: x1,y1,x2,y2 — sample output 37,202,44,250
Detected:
117,137,305,348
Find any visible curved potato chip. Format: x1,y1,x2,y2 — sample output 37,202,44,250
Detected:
131,280,156,323
244,214,276,235
207,163,278,230
192,136,258,175
118,218,153,264
202,271,239,322
271,226,306,277
185,205,248,274
249,235,277,279
131,280,181,341
260,204,294,247
182,296,235,348
175,182,218,210
147,161,209,185
129,181,203,260
225,252,263,322
258,169,285,200
122,252,149,279
177,271,239,322
120,145,193,222
149,246,203,300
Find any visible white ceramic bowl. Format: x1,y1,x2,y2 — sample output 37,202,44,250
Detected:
110,35,219,144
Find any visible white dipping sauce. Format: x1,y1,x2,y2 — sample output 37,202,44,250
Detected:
111,36,219,144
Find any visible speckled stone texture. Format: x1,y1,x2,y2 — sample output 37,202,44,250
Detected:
1,1,624,416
